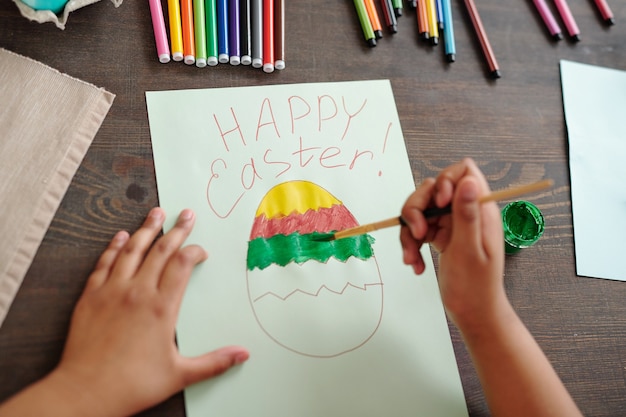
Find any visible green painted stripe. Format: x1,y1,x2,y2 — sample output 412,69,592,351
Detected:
247,232,375,271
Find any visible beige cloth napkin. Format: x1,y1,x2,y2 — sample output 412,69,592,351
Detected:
0,48,115,328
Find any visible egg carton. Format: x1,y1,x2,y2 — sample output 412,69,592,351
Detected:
12,0,123,30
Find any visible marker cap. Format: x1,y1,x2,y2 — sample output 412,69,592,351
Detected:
172,52,184,61
196,58,207,68
218,54,230,64
184,55,195,65
275,60,285,70
208,56,219,66
158,54,171,64
263,63,275,73
230,56,241,65
252,58,263,68
241,55,252,65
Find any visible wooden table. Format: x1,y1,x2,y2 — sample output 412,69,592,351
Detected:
1,0,626,415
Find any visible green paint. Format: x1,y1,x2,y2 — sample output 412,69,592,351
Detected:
502,201,545,254
247,232,375,271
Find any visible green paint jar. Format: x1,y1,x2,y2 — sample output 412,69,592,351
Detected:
501,201,545,254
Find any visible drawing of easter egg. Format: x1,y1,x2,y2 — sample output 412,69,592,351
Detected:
246,181,384,358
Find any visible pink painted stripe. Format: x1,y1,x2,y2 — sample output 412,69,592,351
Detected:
249,205,359,239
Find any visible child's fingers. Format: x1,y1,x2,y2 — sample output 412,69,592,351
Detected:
448,177,484,258
434,158,490,208
108,208,166,282
399,225,426,274
401,177,436,240
157,245,208,313
178,346,249,388
138,209,197,288
84,231,130,292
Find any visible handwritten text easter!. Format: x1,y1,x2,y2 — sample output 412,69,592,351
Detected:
206,93,394,219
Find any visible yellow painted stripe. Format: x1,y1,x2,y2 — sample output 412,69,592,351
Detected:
255,181,341,218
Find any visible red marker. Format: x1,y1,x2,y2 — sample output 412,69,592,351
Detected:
263,0,274,73
274,0,285,70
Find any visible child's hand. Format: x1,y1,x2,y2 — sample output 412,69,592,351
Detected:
53,208,249,417
400,159,505,329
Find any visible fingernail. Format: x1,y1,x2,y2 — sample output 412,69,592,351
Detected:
149,208,164,220
234,350,249,365
179,209,194,221
460,181,478,202
112,231,129,245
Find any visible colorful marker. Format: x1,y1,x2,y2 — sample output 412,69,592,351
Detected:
193,0,208,67
274,0,285,69
149,0,171,63
251,0,263,68
441,0,455,61
554,0,580,41
593,0,614,25
354,0,376,46
364,0,383,39
426,0,439,45
217,0,229,63
380,0,397,33
229,0,241,64
532,0,562,40
463,0,500,78
181,0,196,64
206,0,219,66
391,0,402,17
240,0,252,65
167,0,184,61
417,0,429,40
262,0,274,72
435,0,443,30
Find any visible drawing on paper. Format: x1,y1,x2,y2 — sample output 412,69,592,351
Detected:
246,180,384,358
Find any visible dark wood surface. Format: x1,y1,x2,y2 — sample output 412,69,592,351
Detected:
1,0,626,415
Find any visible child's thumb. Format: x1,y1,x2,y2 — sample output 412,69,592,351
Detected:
450,177,482,249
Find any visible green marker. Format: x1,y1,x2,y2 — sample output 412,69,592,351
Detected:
193,0,208,67
353,0,377,47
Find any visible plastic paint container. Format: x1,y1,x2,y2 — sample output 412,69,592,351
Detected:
501,200,545,254
19,0,69,14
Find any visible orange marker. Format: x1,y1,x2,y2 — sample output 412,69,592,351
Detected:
416,0,429,40
364,0,383,39
181,0,196,65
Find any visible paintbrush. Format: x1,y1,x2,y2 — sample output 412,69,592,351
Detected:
315,179,554,241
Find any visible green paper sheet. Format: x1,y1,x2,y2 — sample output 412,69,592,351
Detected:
146,80,467,417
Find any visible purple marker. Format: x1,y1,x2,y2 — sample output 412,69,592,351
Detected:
229,0,241,65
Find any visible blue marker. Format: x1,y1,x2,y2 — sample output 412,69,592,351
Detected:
217,0,229,63
441,0,455,62
435,0,444,30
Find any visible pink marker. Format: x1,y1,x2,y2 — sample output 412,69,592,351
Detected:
149,0,171,63
533,0,562,40
554,0,580,42
593,0,614,25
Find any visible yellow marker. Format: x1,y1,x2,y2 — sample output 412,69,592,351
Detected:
167,0,184,61
426,0,439,45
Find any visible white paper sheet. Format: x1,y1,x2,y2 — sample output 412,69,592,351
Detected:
146,80,468,417
561,60,626,281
